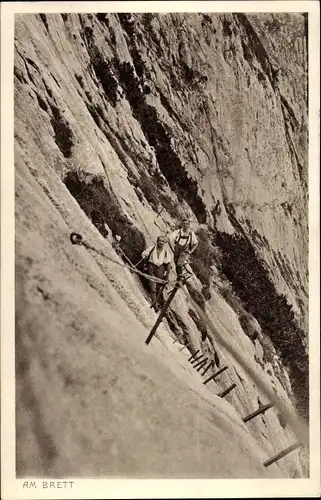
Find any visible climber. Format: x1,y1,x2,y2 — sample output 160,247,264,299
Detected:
168,218,198,277
141,235,173,311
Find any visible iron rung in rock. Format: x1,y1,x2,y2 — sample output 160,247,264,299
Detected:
193,358,208,369
193,359,208,371
203,366,228,385
218,383,236,398
190,353,205,365
263,442,302,468
243,403,274,423
197,359,209,372
188,350,200,362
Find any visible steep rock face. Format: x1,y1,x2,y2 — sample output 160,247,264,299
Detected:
14,13,308,478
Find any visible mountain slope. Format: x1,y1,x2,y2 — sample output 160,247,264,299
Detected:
14,12,309,478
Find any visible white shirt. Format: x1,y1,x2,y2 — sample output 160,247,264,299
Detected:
142,245,173,266
168,229,198,249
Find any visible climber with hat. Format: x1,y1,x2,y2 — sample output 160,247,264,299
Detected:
141,235,173,311
168,218,198,277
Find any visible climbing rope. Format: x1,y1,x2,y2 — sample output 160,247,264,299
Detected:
70,232,181,286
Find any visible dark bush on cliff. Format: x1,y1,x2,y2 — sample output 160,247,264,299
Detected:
215,230,308,418
64,171,145,264
189,228,220,299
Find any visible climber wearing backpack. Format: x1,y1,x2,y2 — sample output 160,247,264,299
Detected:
168,218,198,277
141,235,173,311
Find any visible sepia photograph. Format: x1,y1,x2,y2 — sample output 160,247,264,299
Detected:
1,1,320,498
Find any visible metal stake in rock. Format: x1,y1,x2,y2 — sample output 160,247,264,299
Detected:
218,383,236,398
188,350,200,362
70,232,83,245
193,358,208,370
196,359,209,372
263,442,302,468
203,366,228,385
145,280,181,345
243,403,274,423
201,360,214,377
190,353,206,365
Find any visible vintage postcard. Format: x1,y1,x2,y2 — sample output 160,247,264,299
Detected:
1,1,320,498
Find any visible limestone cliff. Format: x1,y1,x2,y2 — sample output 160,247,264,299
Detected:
14,12,308,478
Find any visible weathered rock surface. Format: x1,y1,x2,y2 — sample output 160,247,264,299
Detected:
14,13,308,478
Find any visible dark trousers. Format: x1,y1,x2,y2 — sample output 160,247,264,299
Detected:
147,263,166,304
174,245,189,276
